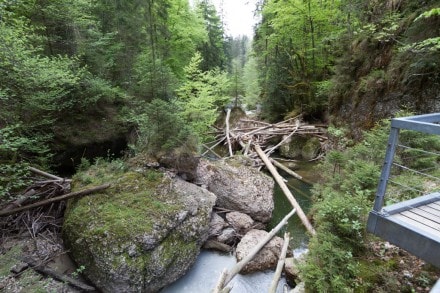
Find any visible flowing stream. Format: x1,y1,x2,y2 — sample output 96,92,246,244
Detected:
161,162,315,293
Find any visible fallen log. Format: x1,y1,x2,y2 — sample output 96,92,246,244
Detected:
23,257,96,292
255,145,316,235
0,184,110,217
268,232,290,293
270,158,302,180
29,167,64,181
225,108,233,157
215,208,297,291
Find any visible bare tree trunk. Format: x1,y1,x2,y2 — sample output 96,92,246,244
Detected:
268,232,290,293
225,108,234,157
255,145,316,235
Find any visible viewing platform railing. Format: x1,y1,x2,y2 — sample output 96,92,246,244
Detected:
367,113,440,268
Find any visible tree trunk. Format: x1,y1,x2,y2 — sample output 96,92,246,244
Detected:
255,144,316,235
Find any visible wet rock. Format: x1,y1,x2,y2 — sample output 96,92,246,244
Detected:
289,282,305,293
203,240,232,253
208,213,227,237
280,135,321,160
196,158,274,222
217,228,236,244
225,211,254,234
63,172,216,293
235,229,284,274
284,257,301,287
301,137,321,160
279,136,307,159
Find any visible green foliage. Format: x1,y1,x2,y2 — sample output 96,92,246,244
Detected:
254,0,349,119
242,55,261,109
127,99,190,155
176,52,230,142
195,0,227,71
414,8,440,22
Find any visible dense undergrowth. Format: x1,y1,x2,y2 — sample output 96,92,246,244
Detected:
302,115,440,292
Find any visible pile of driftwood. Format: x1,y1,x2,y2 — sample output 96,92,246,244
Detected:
0,167,109,292
210,110,324,292
0,167,72,238
204,111,328,166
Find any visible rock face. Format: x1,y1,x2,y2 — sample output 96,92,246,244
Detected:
63,170,216,293
235,229,284,274
196,158,275,222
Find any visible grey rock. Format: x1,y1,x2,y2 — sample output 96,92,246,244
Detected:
196,158,274,222
217,228,236,244
225,211,254,234
208,213,227,237
235,229,284,274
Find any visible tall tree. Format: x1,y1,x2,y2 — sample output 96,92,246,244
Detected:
195,0,227,71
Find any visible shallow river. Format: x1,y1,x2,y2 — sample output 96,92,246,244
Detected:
161,162,314,293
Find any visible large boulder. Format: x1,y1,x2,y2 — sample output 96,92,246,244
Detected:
196,158,274,222
235,229,284,274
63,168,216,293
279,135,321,160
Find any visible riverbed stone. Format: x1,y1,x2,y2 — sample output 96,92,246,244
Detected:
196,158,274,222
208,213,227,237
284,257,302,287
279,136,308,159
217,227,236,244
63,168,216,293
225,211,254,234
301,137,321,160
235,229,284,274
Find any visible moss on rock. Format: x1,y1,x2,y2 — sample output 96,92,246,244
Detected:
63,160,216,292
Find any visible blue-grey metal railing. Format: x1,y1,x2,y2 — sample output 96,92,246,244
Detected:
372,113,440,212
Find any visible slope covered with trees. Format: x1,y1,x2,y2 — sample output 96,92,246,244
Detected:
253,0,440,126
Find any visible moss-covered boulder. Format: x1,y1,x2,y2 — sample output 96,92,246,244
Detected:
301,137,321,160
280,136,308,159
63,162,216,293
280,136,321,160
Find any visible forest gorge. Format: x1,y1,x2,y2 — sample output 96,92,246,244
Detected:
1,0,440,292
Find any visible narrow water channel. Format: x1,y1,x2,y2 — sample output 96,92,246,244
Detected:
161,162,315,293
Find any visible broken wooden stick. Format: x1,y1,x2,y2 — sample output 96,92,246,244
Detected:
29,167,64,181
218,208,297,290
0,184,110,217
255,144,316,235
270,158,303,180
225,108,234,157
268,232,290,293
23,257,95,292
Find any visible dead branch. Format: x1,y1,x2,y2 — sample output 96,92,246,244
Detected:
29,167,63,181
268,232,290,293
225,108,233,157
255,145,316,235
0,184,110,217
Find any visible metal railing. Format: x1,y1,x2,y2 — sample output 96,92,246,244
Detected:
372,113,440,212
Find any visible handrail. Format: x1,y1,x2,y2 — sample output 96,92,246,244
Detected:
372,113,440,212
